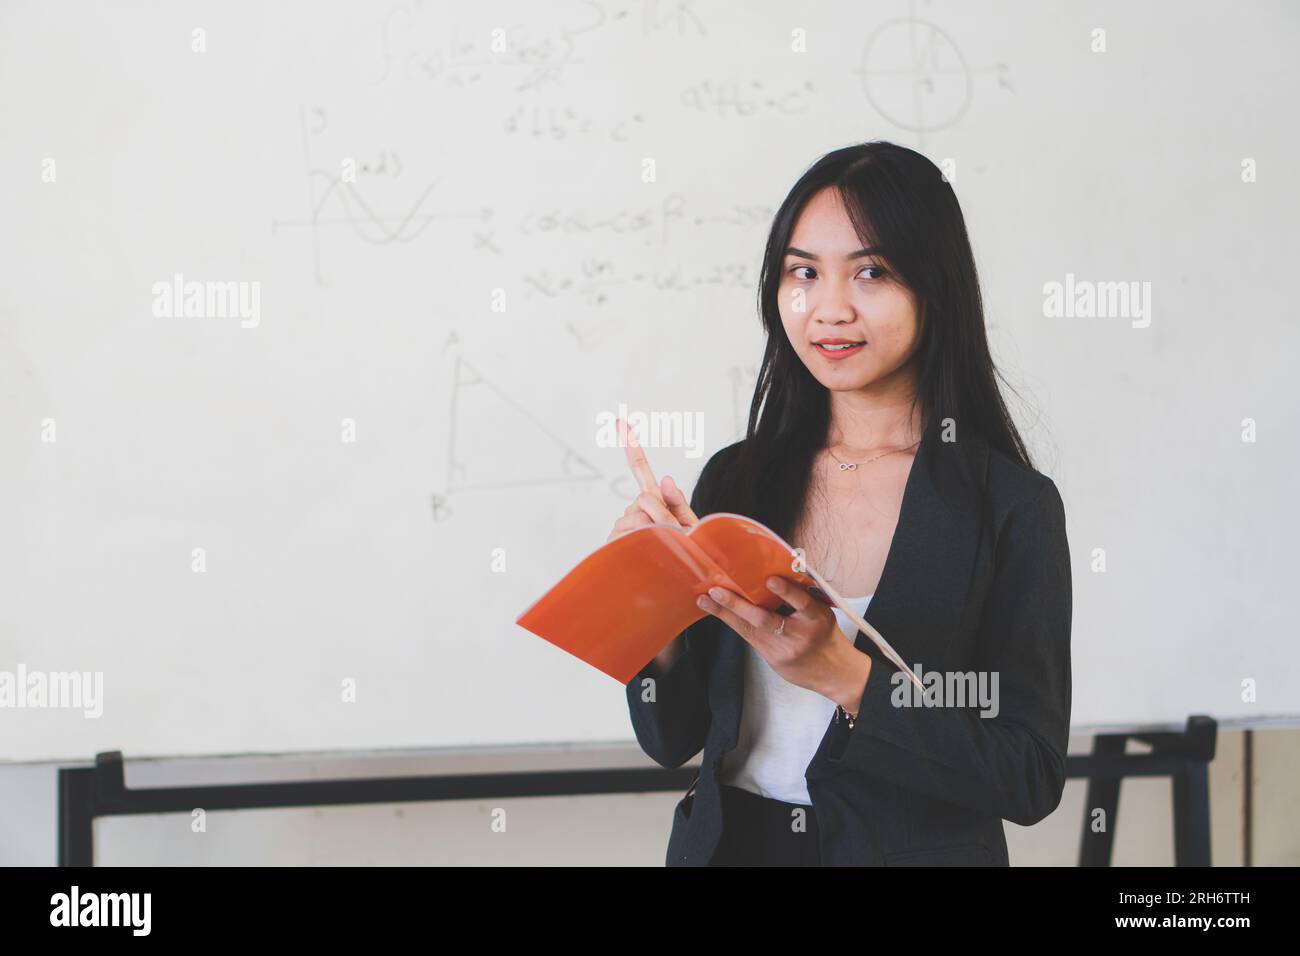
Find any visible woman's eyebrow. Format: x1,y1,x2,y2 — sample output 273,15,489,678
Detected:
785,246,882,261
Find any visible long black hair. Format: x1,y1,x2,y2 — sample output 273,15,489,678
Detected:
723,141,1034,538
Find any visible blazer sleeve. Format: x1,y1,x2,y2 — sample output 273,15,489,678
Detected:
826,478,1073,827
623,450,726,770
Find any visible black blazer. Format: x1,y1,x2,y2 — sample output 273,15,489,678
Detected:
625,414,1073,866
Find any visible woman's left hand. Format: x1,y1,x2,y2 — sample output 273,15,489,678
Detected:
696,576,872,711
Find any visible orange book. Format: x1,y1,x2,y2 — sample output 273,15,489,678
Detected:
516,512,922,689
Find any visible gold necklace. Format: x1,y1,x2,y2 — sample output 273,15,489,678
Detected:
826,438,920,472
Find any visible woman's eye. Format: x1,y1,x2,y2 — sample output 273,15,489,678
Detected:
787,264,887,281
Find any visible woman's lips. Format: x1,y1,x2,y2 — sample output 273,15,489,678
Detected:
813,341,866,360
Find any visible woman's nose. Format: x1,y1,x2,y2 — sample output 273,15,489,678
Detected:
813,278,855,320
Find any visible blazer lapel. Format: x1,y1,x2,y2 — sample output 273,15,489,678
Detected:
855,415,991,673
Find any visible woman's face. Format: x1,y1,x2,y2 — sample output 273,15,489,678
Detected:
778,187,923,394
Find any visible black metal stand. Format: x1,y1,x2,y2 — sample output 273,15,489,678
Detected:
57,752,696,867
1073,715,1217,866
57,715,1217,866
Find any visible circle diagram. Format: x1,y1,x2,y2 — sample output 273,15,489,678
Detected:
860,18,972,133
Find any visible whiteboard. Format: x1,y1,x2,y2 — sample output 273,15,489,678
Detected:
2,0,1297,762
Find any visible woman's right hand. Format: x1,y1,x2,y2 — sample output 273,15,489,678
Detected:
606,418,700,544
608,419,702,675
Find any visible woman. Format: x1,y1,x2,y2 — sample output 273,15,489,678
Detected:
613,141,1072,866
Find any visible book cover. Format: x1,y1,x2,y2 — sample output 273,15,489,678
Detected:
516,513,820,683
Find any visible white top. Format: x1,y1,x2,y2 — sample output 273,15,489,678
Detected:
718,593,874,805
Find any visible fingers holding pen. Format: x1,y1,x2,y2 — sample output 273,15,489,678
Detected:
617,417,688,529
635,489,682,528
608,417,686,538
619,418,660,496
659,473,699,527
